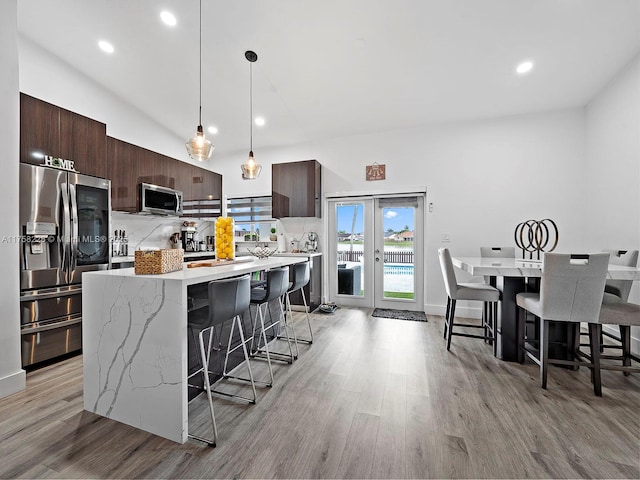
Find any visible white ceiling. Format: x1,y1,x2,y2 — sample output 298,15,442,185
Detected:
17,0,640,157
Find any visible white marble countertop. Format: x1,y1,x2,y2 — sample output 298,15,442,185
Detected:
272,252,322,258
92,255,307,286
452,256,640,280
111,251,216,264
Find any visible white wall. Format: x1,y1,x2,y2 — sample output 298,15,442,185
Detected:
18,37,200,169
584,54,640,283
0,0,26,398
584,54,640,350
216,109,588,315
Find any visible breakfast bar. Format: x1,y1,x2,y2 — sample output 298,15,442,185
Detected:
81,256,306,444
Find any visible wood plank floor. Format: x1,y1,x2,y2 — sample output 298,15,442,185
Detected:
1,307,639,479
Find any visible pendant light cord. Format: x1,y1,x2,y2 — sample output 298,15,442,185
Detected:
249,61,253,151
198,0,203,126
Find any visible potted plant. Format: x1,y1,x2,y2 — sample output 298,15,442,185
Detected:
269,227,277,241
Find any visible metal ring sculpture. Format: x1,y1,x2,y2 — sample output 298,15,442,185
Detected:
514,219,558,260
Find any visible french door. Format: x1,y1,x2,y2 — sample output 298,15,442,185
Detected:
327,195,424,311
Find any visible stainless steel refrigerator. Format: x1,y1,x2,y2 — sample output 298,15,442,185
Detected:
19,163,111,367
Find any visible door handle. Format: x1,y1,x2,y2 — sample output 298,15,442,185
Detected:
69,184,78,271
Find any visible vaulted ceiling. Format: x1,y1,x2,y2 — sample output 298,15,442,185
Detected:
17,0,640,156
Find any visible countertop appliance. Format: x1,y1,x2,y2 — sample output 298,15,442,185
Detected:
19,163,111,367
304,232,318,252
139,183,183,216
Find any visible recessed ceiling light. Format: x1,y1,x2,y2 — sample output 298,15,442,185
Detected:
254,117,265,127
516,61,534,75
98,40,114,54
160,11,177,26
207,126,218,135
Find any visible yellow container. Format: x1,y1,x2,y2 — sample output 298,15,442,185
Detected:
215,217,235,260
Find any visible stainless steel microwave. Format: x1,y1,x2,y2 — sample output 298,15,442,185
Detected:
139,183,183,216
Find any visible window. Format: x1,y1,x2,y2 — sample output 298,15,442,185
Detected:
226,196,275,242
182,198,221,218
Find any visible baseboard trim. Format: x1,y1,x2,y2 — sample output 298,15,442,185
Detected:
0,369,26,399
425,303,481,319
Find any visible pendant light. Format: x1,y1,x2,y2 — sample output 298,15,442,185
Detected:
185,0,213,161
241,50,262,179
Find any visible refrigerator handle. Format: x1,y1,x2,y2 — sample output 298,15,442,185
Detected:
69,183,79,272
60,182,70,283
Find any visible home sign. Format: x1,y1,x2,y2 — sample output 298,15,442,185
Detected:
42,155,78,172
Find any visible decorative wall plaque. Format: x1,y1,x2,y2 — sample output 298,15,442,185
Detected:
366,163,385,181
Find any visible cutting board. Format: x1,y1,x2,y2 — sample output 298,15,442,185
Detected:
186,257,252,268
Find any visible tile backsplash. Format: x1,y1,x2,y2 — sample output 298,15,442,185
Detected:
111,212,323,254
278,217,323,253
112,212,213,252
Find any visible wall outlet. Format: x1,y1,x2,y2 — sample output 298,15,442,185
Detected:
441,233,450,242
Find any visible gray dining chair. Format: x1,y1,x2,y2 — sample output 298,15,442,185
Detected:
602,249,638,304
579,250,640,359
516,253,609,396
590,301,640,377
438,248,500,355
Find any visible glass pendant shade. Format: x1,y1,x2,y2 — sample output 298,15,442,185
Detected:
186,125,213,162
241,150,262,179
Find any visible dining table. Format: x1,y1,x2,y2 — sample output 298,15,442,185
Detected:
450,256,640,362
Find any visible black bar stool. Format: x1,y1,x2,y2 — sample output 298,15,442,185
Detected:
187,274,255,447
283,262,314,355
249,266,294,386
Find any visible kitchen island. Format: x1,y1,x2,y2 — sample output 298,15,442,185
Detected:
82,256,306,444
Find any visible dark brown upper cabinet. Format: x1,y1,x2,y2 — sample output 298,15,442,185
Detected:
21,93,222,217
272,160,321,218
106,136,221,215
20,93,106,178
106,137,140,212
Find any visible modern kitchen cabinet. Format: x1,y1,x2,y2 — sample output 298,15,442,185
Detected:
21,93,222,217
272,159,321,218
179,163,223,218
106,136,222,215
20,93,107,178
106,137,140,212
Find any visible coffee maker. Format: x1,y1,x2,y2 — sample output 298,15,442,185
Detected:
181,226,197,252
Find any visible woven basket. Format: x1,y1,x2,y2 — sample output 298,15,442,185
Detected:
134,249,184,275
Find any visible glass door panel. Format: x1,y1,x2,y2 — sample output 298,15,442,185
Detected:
380,206,415,300
374,196,424,311
328,199,373,307
75,184,110,266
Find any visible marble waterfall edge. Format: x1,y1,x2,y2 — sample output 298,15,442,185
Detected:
82,273,187,443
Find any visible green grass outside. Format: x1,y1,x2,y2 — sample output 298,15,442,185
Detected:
384,291,415,299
